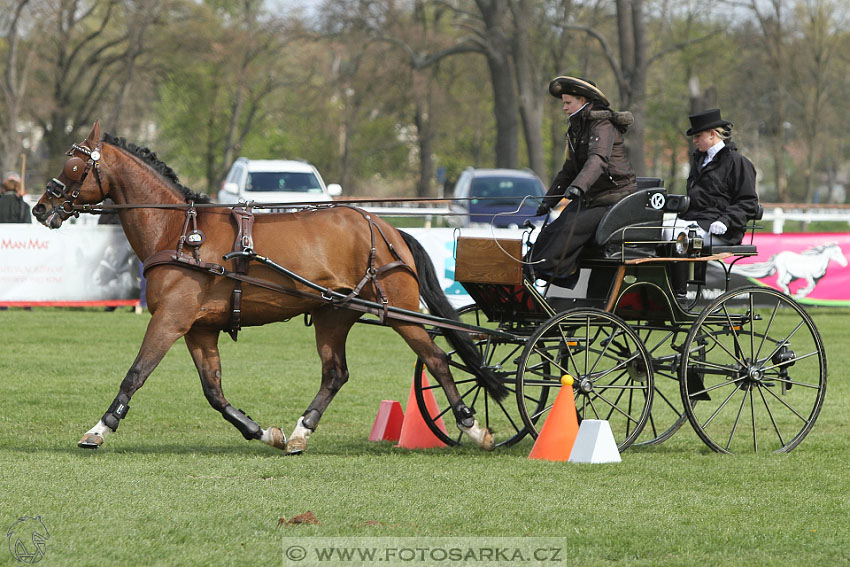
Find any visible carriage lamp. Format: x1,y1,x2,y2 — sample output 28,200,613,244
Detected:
675,228,703,257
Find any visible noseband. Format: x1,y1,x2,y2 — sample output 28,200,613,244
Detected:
44,141,105,217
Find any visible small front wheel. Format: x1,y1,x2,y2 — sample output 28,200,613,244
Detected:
413,305,530,447
516,308,654,451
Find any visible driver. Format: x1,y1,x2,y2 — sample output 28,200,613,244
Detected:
528,76,637,285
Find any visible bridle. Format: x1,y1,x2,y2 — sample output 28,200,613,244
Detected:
43,140,106,218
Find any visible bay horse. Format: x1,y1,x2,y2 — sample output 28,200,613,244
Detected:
33,121,506,454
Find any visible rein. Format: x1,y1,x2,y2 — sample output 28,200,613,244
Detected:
72,194,543,217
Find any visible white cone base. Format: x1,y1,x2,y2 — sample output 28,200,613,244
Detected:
568,419,621,463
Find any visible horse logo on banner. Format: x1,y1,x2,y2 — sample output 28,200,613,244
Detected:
731,242,848,298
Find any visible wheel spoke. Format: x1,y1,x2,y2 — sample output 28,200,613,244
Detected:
755,299,780,362
724,385,750,451
756,384,786,447
720,303,748,361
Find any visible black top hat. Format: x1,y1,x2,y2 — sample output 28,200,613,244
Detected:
686,109,732,136
548,76,610,107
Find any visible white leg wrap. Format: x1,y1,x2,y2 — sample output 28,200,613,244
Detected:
458,419,495,451
87,420,112,439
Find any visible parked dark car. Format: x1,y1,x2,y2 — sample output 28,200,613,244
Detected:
448,168,547,228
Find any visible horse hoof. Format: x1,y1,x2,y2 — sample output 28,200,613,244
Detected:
265,427,287,451
459,420,495,451
480,429,495,451
285,437,307,455
78,433,104,449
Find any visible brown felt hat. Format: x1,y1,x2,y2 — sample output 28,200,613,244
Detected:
548,76,610,106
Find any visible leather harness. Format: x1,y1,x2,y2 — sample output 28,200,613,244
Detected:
142,204,417,341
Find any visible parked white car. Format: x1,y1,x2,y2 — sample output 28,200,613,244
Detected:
218,158,341,210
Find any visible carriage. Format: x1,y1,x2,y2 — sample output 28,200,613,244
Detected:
34,123,826,455
412,178,827,454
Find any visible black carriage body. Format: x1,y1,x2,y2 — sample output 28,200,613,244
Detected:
430,178,826,454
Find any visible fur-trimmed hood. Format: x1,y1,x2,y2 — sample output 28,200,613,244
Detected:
589,109,635,132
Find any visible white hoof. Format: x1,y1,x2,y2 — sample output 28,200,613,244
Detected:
78,433,104,449
78,420,111,449
285,436,307,455
261,427,287,451
458,419,495,451
286,417,312,455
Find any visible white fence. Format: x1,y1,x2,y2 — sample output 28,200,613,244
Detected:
760,204,850,233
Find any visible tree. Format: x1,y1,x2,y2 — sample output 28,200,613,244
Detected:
0,0,34,178
510,0,545,178
744,0,792,202
27,0,155,173
787,0,845,203
155,0,309,192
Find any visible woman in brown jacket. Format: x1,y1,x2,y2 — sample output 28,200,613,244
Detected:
528,76,637,284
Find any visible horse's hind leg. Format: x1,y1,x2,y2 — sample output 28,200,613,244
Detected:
393,322,494,450
285,309,359,455
184,327,286,450
79,313,191,449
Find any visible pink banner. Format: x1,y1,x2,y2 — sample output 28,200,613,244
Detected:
729,233,850,306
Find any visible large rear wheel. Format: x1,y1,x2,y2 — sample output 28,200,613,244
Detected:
680,287,827,453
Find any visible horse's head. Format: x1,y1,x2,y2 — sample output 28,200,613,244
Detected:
33,121,108,229
827,242,848,267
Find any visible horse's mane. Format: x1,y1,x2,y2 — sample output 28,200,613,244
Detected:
102,133,211,204
803,243,838,255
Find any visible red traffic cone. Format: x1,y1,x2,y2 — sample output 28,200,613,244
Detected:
396,370,448,449
369,400,405,442
528,374,579,461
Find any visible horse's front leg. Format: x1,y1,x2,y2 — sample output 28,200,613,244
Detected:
78,311,193,449
184,327,285,450
394,323,495,451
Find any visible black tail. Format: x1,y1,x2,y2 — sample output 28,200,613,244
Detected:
398,230,508,401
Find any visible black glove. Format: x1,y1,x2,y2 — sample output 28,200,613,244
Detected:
535,203,550,217
566,185,584,200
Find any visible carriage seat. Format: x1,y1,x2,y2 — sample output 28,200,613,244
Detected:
587,178,673,260
704,205,764,257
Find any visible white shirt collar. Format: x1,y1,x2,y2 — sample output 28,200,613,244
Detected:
570,102,590,117
703,140,725,164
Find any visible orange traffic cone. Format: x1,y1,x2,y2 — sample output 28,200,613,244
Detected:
528,374,579,461
369,400,405,442
396,370,448,449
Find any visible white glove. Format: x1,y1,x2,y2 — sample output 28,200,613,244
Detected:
709,221,727,235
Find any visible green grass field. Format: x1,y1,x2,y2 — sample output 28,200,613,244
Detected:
1,309,848,566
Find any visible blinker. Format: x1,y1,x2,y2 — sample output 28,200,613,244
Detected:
63,157,87,181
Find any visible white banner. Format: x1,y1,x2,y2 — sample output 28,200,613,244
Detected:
0,224,140,305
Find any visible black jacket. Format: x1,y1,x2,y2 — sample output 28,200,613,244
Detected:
543,104,637,209
0,192,31,223
681,142,758,244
